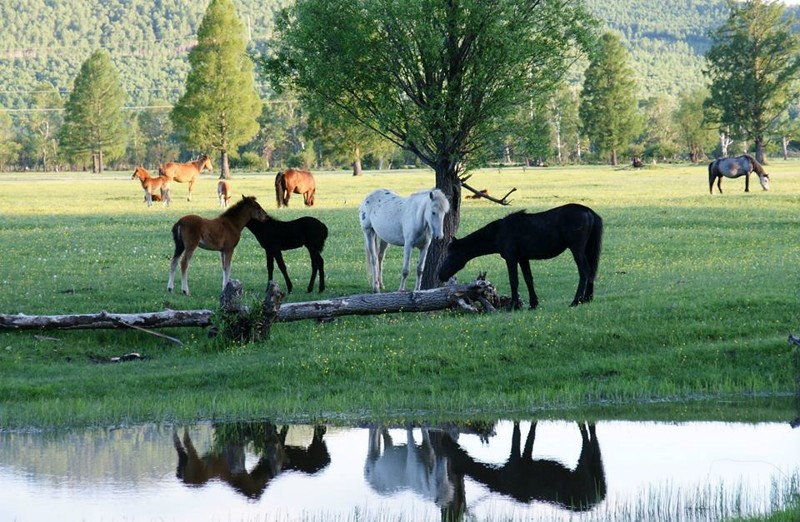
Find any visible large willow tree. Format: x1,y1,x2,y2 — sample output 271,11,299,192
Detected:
264,0,595,288
171,0,261,179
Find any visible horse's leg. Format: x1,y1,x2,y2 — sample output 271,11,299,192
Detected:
187,176,195,201
274,251,293,294
570,248,591,306
399,241,414,291
266,252,276,284
519,260,539,309
145,190,153,207
376,239,389,291
168,225,185,293
505,258,523,310
717,176,723,194
179,246,196,296
220,249,232,291
744,172,750,192
413,241,432,292
307,248,323,293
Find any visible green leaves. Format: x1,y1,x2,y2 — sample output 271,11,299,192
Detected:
58,50,127,170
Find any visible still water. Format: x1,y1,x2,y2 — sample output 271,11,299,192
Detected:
0,419,798,522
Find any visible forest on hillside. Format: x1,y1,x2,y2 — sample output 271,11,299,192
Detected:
0,0,740,110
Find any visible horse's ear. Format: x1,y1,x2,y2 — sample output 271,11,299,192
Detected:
429,191,434,200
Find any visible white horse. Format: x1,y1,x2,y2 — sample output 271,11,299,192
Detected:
364,427,456,509
359,188,450,292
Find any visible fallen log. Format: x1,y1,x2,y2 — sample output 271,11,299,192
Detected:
0,277,498,331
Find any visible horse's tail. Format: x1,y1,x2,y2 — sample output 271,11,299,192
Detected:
708,160,717,194
171,221,185,258
587,211,603,280
275,171,286,207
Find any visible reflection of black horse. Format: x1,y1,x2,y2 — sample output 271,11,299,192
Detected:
441,421,606,511
173,422,330,499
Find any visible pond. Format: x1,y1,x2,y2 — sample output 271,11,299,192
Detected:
1,419,798,522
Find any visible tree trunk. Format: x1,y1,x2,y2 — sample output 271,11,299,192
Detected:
221,150,231,179
783,136,789,160
420,162,462,290
754,135,766,164
352,159,362,176
0,278,499,331
610,148,618,166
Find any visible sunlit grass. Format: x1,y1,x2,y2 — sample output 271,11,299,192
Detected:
0,163,798,431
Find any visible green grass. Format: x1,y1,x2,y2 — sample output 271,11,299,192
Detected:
0,163,798,431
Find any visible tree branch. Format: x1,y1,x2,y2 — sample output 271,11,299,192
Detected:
460,179,516,205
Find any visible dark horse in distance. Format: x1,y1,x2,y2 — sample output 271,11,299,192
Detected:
708,154,770,193
438,204,603,309
245,213,329,293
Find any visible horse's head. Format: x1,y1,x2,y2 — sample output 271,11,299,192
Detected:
199,154,213,172
427,189,450,240
438,237,467,282
759,172,770,191
131,166,146,180
242,195,268,222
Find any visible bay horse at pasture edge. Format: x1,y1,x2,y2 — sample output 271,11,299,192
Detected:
708,154,770,194
275,169,316,207
159,154,213,201
438,203,603,309
167,195,268,296
245,213,329,293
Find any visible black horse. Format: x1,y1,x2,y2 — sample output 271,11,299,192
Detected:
245,214,328,293
438,203,603,309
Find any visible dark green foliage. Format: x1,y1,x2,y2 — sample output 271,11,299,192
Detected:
580,32,640,165
170,0,261,178
57,50,126,172
705,0,800,163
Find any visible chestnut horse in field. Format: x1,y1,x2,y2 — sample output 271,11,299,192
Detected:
167,195,268,296
217,179,232,208
159,154,213,201
132,166,171,207
275,169,316,207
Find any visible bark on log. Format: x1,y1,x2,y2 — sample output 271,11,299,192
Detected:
0,278,498,330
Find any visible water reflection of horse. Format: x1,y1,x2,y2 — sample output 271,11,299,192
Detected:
159,154,213,201
275,169,316,207
441,421,606,511
359,188,450,292
708,154,770,194
131,166,171,207
173,422,330,500
364,426,464,518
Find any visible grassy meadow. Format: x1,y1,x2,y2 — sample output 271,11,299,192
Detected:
0,162,798,430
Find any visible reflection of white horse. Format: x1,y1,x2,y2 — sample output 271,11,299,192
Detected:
359,188,450,292
364,427,456,508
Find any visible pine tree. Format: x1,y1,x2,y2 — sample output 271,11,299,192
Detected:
58,50,127,173
579,32,639,165
170,0,261,179
704,0,800,163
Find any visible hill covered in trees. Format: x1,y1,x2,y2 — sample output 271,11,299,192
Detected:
0,0,767,111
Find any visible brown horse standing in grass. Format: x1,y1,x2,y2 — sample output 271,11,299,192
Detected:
275,169,316,207
132,166,171,207
159,154,213,201
167,195,268,296
217,179,232,208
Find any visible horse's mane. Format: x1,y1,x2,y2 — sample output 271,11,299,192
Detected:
221,195,257,217
741,153,767,175
410,188,450,212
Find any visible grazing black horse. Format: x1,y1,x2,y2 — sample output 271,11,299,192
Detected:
438,204,603,309
708,154,770,194
245,214,328,293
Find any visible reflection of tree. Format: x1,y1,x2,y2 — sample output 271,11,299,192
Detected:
173,421,330,499
441,421,606,512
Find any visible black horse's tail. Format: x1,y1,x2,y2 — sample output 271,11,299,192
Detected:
708,160,717,194
275,171,286,207
171,221,185,259
587,211,603,280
